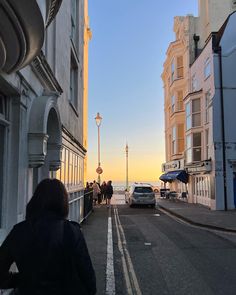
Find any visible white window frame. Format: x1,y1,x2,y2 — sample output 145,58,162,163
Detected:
185,132,202,163
186,98,201,130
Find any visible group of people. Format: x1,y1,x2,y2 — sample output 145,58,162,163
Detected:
86,180,113,208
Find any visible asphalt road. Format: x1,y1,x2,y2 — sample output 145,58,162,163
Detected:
83,196,236,295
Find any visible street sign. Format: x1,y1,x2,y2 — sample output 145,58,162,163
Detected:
96,166,103,174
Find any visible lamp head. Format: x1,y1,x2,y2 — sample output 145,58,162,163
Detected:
95,112,102,127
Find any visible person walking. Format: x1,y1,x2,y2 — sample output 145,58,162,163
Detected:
100,181,107,204
0,178,96,295
106,180,113,208
92,180,100,205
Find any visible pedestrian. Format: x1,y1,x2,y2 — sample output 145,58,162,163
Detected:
0,178,96,295
92,180,100,205
86,181,90,190
100,181,107,204
106,180,113,208
97,182,102,204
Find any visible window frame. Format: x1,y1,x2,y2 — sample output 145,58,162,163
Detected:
70,51,78,110
172,125,177,155
185,98,201,131
185,132,202,164
204,57,211,79
176,56,183,79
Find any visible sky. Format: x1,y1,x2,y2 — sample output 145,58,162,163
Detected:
87,0,198,184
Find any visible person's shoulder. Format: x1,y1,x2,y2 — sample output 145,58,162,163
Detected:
65,219,82,232
11,220,28,231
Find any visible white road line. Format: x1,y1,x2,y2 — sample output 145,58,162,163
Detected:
106,216,116,295
114,208,142,295
114,208,133,295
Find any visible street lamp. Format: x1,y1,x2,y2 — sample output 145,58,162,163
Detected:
125,143,129,190
95,112,103,184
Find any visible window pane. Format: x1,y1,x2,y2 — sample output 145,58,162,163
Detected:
186,117,191,130
192,75,197,91
192,98,200,112
186,102,190,116
192,113,201,127
193,147,201,161
172,126,176,139
171,95,175,112
186,134,191,149
193,133,201,147
186,149,192,163
204,58,211,78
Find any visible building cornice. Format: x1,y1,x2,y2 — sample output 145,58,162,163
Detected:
31,50,63,94
183,89,203,101
45,0,63,27
62,126,87,155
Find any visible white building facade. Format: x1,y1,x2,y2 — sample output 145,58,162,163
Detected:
0,0,90,243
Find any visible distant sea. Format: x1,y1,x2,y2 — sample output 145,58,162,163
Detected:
112,180,162,188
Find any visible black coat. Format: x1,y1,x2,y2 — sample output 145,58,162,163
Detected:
0,213,96,295
106,184,113,197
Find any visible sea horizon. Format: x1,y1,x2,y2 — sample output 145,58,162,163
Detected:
111,180,162,187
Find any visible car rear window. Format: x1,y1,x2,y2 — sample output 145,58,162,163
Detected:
134,187,153,193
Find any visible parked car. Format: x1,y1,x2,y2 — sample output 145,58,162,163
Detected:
126,183,156,208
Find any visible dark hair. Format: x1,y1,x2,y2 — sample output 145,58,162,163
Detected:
26,178,69,220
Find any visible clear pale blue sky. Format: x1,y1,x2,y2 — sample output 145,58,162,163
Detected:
87,0,198,183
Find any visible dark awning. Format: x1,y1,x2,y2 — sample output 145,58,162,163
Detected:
159,170,188,184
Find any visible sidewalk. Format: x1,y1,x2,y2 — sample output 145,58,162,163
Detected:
157,197,236,232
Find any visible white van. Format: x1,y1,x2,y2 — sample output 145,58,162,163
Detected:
126,183,156,208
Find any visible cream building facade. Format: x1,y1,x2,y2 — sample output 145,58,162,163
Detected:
0,0,91,244
161,0,236,209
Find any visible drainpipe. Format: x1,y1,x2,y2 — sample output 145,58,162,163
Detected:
213,41,228,211
193,34,200,60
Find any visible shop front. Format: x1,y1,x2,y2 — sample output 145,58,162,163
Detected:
160,160,189,198
185,160,212,207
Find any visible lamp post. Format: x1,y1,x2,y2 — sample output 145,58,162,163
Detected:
125,143,129,190
95,112,103,184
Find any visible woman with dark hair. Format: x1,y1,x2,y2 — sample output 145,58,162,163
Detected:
0,178,96,295
106,180,113,208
